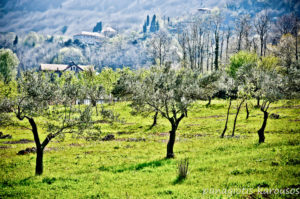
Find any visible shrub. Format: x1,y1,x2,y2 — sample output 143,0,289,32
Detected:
177,158,189,180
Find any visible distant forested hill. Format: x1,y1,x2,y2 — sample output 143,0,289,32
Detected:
0,0,298,35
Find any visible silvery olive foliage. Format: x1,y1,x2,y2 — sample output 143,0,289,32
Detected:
236,63,284,104
0,71,98,142
112,69,137,100
198,71,222,101
16,71,60,117
0,70,121,175
218,71,236,98
130,65,203,120
126,65,204,158
81,69,105,106
259,69,284,105
284,62,300,99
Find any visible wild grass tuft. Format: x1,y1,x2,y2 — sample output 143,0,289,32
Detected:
177,158,189,180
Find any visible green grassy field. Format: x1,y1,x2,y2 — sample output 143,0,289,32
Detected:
0,100,299,199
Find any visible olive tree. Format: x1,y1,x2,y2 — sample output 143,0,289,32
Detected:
255,69,283,143
112,68,136,100
219,73,236,138
58,72,83,119
0,48,19,83
198,71,221,106
98,67,120,101
221,62,257,137
112,68,160,129
130,65,202,158
81,69,105,115
0,71,96,175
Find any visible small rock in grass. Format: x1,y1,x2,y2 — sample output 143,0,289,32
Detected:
102,134,115,141
271,161,279,166
270,113,280,119
17,147,36,155
0,132,12,139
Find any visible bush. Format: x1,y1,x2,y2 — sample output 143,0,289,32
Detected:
227,51,257,78
177,158,189,180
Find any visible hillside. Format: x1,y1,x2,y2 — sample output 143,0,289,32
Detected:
0,0,298,35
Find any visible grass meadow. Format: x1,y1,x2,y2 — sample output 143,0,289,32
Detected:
0,100,299,198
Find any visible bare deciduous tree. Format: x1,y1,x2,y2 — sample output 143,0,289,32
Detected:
149,30,171,66
254,11,270,57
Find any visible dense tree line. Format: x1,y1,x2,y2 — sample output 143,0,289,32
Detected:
0,8,299,72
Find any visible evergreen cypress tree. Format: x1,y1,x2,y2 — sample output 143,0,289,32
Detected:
13,36,18,46
146,15,150,26
143,22,147,34
93,21,102,32
156,21,159,31
150,14,157,32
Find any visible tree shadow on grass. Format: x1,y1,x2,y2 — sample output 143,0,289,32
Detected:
172,176,186,185
99,158,171,173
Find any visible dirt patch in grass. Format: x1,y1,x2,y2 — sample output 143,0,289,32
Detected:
223,135,249,139
124,123,136,125
194,115,224,119
182,134,208,138
69,143,84,147
0,145,11,149
3,139,34,144
84,151,94,154
272,105,300,109
97,120,111,124
117,131,135,135
186,124,202,126
115,138,146,142
154,132,169,137
289,119,300,122
45,147,60,152
158,138,180,143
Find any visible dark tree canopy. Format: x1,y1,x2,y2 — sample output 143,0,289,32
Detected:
93,21,103,33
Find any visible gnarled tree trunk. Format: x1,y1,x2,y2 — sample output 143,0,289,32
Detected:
256,97,260,107
35,148,44,175
258,111,268,143
232,99,245,137
27,117,44,175
149,111,158,129
246,102,249,120
91,99,98,116
206,97,212,106
167,123,178,158
221,98,231,138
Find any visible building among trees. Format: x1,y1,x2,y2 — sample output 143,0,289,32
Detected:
73,31,105,44
39,61,94,76
102,27,117,38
